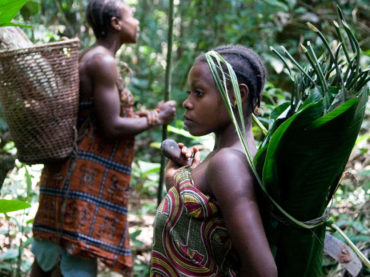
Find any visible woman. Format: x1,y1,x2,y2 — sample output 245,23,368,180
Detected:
31,0,176,276
150,45,277,276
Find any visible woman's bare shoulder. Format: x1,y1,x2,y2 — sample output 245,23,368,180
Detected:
80,46,117,76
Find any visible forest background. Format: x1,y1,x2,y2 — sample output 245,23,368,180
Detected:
0,0,369,276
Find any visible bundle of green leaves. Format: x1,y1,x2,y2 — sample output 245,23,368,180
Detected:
205,6,368,277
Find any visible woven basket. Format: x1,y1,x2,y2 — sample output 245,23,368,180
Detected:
0,38,80,164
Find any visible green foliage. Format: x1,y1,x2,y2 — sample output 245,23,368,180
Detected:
255,10,369,277
0,162,39,276
20,1,39,21
1,0,369,276
0,199,30,214
0,0,30,27
131,160,160,197
260,92,367,276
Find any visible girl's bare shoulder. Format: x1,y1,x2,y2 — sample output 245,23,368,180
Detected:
207,148,253,182
209,147,248,168
206,148,256,204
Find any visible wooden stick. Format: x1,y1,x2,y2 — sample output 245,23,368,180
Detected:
157,0,174,206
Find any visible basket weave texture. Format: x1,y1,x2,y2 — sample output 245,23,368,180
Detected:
0,38,80,164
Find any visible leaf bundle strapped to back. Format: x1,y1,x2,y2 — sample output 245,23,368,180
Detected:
205,5,368,277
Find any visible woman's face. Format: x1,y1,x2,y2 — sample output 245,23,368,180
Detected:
117,2,139,43
183,61,230,136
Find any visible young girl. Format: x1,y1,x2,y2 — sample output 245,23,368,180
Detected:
150,45,277,276
31,0,176,276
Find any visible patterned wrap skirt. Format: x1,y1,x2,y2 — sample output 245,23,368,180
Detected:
150,168,239,276
33,89,135,275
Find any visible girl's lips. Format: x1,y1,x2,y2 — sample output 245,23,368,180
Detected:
184,116,194,126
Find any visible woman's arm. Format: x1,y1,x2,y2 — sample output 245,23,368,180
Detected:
207,149,277,277
87,53,175,138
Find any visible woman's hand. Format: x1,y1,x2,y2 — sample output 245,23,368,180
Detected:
136,109,160,126
156,100,176,125
136,99,176,127
164,143,200,190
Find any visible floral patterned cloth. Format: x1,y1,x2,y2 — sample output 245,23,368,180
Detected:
150,168,239,276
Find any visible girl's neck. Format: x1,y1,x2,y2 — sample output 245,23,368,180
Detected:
213,118,256,154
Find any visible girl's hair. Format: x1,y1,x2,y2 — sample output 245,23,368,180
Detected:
196,45,266,110
87,0,123,39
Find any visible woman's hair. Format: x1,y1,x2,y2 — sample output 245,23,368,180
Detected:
196,45,266,110
87,0,123,39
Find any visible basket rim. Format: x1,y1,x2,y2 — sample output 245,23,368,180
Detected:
0,37,80,56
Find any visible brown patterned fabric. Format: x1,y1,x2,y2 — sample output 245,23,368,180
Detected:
33,88,135,275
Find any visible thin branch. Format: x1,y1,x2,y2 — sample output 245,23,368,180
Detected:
157,0,174,205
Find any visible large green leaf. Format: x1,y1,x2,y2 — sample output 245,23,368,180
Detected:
275,224,326,277
0,0,29,26
0,199,30,213
264,92,366,220
261,100,324,200
257,91,367,276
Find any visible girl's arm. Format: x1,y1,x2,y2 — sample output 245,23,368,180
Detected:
206,149,277,277
87,53,175,138
164,143,200,191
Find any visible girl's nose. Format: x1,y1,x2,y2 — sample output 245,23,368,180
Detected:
183,97,193,110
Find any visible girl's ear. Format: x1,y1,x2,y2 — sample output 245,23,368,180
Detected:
111,17,121,31
229,83,249,107
239,83,249,104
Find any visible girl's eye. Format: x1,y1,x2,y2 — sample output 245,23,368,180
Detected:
194,90,203,97
186,89,203,97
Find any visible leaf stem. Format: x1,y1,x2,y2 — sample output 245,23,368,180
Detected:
342,21,361,87
333,20,351,64
270,46,294,80
307,22,344,90
252,114,268,136
307,41,329,93
280,46,316,84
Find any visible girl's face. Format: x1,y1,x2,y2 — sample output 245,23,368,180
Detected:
183,61,230,136
117,2,139,43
